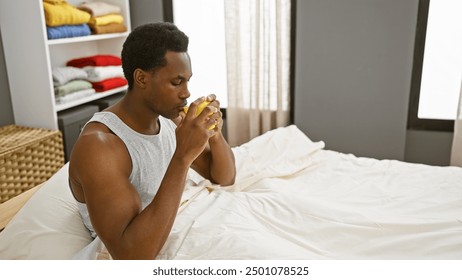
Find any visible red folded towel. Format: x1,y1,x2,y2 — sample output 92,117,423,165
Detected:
91,77,127,92
67,54,122,68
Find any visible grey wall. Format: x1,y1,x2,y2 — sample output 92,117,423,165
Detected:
0,28,14,126
0,0,454,165
293,0,453,166
405,130,453,166
129,0,165,28
294,0,417,161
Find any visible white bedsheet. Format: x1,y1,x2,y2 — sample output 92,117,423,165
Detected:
156,125,462,259
1,125,461,259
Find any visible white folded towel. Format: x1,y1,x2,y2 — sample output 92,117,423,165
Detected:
78,1,122,17
83,66,125,82
52,66,89,86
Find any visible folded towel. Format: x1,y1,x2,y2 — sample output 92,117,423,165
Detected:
67,55,122,68
78,1,122,17
88,13,124,27
91,77,127,92
83,66,125,82
43,1,91,27
55,88,96,104
47,24,91,40
54,80,93,97
43,0,66,4
90,22,127,35
52,67,88,86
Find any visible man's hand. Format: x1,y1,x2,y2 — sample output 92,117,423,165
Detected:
177,94,235,186
174,96,218,165
204,94,224,134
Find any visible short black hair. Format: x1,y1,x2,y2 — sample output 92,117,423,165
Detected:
121,22,189,89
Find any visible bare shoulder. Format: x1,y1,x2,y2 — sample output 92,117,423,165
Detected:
68,122,142,244
69,122,132,186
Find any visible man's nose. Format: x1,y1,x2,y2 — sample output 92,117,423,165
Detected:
181,86,191,99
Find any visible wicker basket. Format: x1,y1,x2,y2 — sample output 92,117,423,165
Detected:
0,125,64,203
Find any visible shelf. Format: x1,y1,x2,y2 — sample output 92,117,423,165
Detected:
55,85,127,112
0,0,131,130
48,32,130,46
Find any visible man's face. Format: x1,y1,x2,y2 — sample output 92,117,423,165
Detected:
146,51,192,119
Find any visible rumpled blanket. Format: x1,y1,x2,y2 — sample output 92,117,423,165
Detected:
78,1,122,17
52,66,88,86
43,0,91,27
83,66,124,82
67,55,122,68
91,77,127,92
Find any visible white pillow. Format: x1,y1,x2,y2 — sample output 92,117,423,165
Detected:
0,163,92,259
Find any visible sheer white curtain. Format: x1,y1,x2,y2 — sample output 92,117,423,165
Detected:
451,77,462,166
224,0,291,146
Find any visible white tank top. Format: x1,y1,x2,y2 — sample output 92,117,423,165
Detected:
75,112,177,238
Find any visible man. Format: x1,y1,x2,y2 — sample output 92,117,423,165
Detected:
68,22,236,259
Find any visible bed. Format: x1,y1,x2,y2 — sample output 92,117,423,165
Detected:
1,125,461,259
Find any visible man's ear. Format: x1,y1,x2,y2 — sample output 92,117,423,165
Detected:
133,69,147,89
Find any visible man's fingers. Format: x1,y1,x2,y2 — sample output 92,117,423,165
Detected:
206,94,216,102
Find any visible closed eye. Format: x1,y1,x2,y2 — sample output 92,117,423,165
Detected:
171,74,192,87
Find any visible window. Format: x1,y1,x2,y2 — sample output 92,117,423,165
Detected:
170,0,228,107
418,0,462,120
408,0,462,131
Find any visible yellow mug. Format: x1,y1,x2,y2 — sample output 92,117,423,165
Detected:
183,101,216,130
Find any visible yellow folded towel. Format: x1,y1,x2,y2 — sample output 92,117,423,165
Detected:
43,0,65,4
90,22,127,35
88,13,124,26
43,1,91,27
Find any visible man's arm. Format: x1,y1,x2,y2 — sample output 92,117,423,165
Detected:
192,131,236,186
70,118,210,259
188,96,236,186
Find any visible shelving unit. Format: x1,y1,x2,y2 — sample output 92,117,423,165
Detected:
0,0,131,130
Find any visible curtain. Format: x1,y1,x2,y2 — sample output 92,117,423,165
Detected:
224,0,291,146
451,77,462,167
